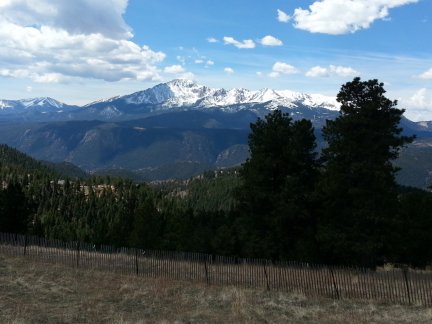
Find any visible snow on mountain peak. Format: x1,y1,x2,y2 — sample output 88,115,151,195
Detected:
20,97,64,109
0,97,67,112
88,79,340,111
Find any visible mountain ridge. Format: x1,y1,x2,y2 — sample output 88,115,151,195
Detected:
89,79,340,111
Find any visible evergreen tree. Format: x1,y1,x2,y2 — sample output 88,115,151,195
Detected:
236,110,318,260
317,77,414,267
0,182,30,233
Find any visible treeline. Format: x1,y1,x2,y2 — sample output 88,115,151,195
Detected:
0,154,240,254
1,78,432,268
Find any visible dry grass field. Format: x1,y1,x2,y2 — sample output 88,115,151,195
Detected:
1,253,432,323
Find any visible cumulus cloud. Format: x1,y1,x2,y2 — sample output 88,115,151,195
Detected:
224,67,234,74
306,65,359,77
0,0,166,83
206,60,214,66
277,9,291,23
207,37,218,43
330,65,359,77
400,88,432,121
259,35,283,46
223,36,256,49
268,72,281,78
0,0,132,39
290,0,418,35
269,62,298,78
164,65,185,74
408,88,432,108
419,68,432,79
306,66,330,77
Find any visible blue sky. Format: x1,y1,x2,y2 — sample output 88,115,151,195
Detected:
0,0,431,120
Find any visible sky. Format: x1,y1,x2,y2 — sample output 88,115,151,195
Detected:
0,0,431,120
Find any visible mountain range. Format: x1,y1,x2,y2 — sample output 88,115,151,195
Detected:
0,79,431,187
0,79,341,123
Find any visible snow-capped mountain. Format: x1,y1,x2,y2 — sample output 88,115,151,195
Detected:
88,79,340,112
0,97,76,114
5,80,430,133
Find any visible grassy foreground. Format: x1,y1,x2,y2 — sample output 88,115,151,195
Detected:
1,254,432,323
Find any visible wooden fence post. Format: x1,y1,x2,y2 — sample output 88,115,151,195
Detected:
329,267,340,299
23,234,28,256
403,266,411,305
204,257,209,285
76,241,80,268
135,248,139,276
263,260,270,291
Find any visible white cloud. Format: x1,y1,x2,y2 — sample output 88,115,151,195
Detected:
306,66,330,77
223,36,256,49
194,59,204,64
272,62,298,75
408,88,432,108
224,67,234,74
277,9,291,23
259,35,283,46
207,37,218,43
306,65,359,77
0,1,166,83
268,71,280,78
164,65,185,74
256,71,263,77
419,68,432,79
291,0,418,35
329,65,358,77
206,60,214,66
401,88,432,121
0,0,132,39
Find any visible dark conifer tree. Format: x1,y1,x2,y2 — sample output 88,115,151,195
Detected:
317,77,414,267
236,110,318,260
0,182,30,233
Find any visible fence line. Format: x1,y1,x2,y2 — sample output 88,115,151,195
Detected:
0,231,431,306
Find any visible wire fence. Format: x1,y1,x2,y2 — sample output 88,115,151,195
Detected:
0,231,431,306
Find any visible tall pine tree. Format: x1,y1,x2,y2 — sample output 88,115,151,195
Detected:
317,77,414,267
236,110,318,260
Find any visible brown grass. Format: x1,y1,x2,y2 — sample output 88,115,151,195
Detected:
1,253,432,323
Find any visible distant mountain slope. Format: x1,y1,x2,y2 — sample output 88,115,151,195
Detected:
0,113,249,176
0,143,54,175
0,143,87,180
0,110,431,186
